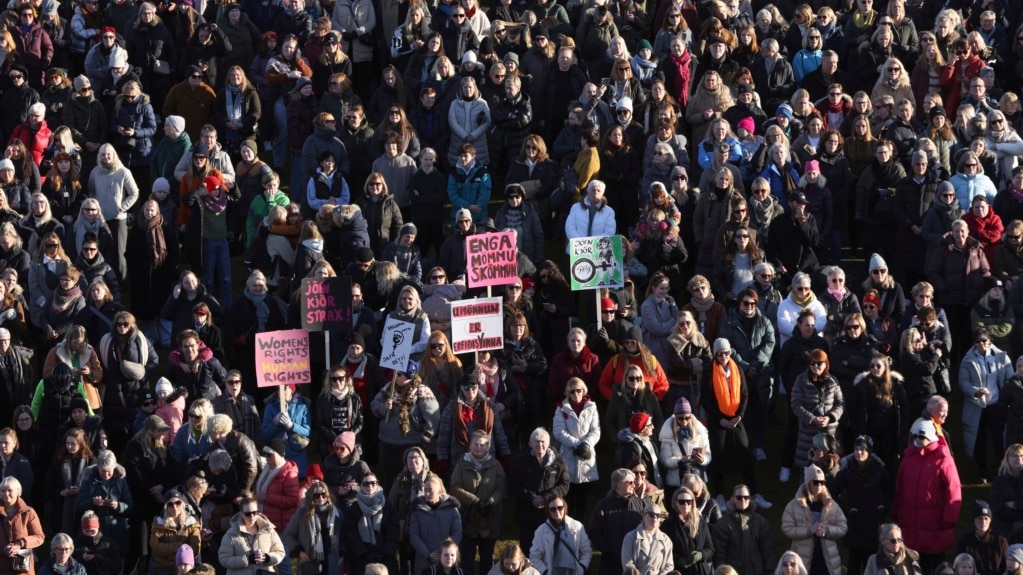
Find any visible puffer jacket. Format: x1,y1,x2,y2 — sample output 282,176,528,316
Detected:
790,371,844,469
565,196,617,243
447,92,491,167
831,453,893,551
446,162,491,224
717,307,775,390
890,437,961,554
149,513,202,567
261,398,311,477
450,453,506,539
75,464,133,545
658,417,712,487
408,495,462,574
780,485,848,575
494,200,544,263
217,512,287,575
111,93,157,166
711,504,774,575
552,398,601,484
355,191,403,253
259,460,300,529
529,517,593,575
991,470,1023,537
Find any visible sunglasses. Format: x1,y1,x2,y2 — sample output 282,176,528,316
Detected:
845,324,861,330
740,300,756,307
677,498,694,505
226,379,242,384
361,480,378,487
627,376,643,382
330,376,346,382
312,492,328,499
735,495,751,500
142,400,156,407
809,360,826,366
976,338,991,343
549,505,565,511
461,383,479,391
811,480,826,486
430,343,445,349
243,511,258,517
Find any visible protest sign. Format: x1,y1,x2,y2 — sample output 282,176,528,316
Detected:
300,277,352,331
450,297,504,353
466,231,518,288
255,329,311,387
569,235,625,290
379,317,416,371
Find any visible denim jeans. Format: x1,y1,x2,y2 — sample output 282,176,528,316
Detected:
273,96,288,168
203,238,232,308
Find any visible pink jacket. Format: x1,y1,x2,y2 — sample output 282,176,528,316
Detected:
890,437,961,554
156,389,187,443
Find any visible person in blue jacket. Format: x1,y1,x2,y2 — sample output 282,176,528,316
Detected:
262,383,312,477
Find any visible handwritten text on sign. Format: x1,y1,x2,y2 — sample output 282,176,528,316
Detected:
450,297,504,353
301,277,352,331
255,329,311,387
466,231,518,288
379,317,416,371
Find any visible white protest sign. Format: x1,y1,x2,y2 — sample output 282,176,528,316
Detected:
450,297,504,354
379,317,416,371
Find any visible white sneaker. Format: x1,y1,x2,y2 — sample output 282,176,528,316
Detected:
715,494,727,510
753,493,773,509
754,448,767,461
779,467,791,482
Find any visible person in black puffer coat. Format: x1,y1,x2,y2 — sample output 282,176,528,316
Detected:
33,362,84,448
831,436,894,575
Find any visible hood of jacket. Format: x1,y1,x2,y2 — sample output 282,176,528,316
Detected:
412,493,461,513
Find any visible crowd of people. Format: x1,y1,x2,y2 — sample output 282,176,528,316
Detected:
7,0,1023,572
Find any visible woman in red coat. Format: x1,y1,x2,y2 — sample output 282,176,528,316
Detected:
963,194,1004,264
254,439,300,530
890,418,962,574
548,327,602,410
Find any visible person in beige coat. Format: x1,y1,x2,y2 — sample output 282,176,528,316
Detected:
621,501,674,575
780,464,848,575
217,497,286,575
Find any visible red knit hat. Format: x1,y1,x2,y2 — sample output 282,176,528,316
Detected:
629,412,651,433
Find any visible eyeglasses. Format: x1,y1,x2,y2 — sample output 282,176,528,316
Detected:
548,504,565,511
809,360,826,366
870,363,885,370
226,379,242,384
330,376,346,382
361,480,378,487
430,343,444,349
45,243,58,248
568,388,584,394
190,74,203,79
452,13,465,17
887,538,904,544
82,247,97,253
430,274,446,280
189,413,202,418
677,498,694,505
976,338,991,343
759,273,774,279
524,144,537,150
243,511,258,517
508,285,522,291
461,383,479,391
672,175,686,181
115,322,129,327
811,480,826,486
994,119,1005,125
627,376,643,382
740,300,756,307
862,304,877,310
633,470,647,476
312,492,328,499
735,495,751,500
142,400,156,407
845,324,861,330
871,268,888,274
644,512,663,518
736,234,750,238
166,500,183,507
829,277,844,283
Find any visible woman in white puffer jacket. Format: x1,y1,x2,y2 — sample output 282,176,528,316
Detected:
658,396,712,487
552,377,601,513
448,76,491,166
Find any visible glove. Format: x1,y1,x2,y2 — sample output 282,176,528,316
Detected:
433,459,450,478
358,33,373,45
276,413,293,429
478,498,494,514
0,309,15,322
689,551,703,565
572,443,593,460
341,30,357,41
596,327,609,342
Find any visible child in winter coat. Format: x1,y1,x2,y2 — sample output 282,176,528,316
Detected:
381,223,423,280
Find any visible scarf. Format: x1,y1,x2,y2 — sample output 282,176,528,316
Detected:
145,212,168,268
397,383,416,436
669,52,688,101
569,397,586,416
254,462,284,500
200,188,228,215
225,86,243,123
827,287,845,301
1012,187,1023,203
464,450,490,471
689,292,714,332
308,507,335,562
356,488,385,544
711,358,742,417
791,289,815,307
244,289,270,331
453,397,493,450
51,284,82,314
477,360,498,398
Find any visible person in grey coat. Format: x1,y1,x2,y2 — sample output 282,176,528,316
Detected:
282,481,344,575
960,327,1013,481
